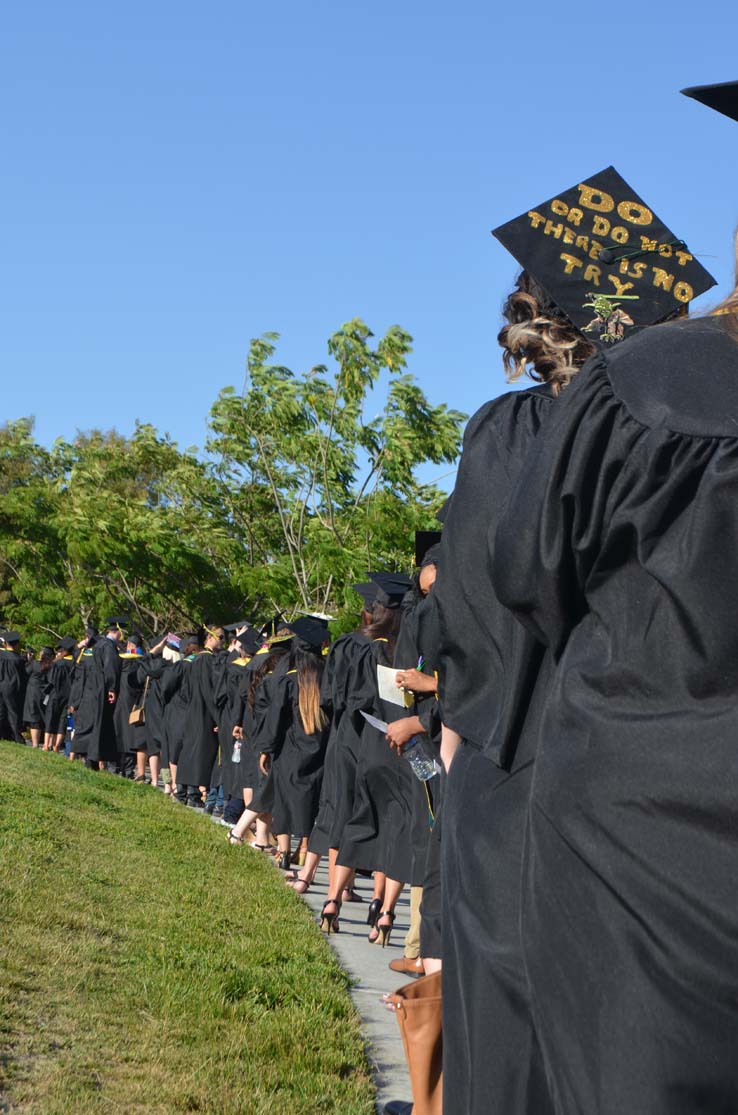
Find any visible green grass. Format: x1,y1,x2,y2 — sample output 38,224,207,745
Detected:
0,742,375,1114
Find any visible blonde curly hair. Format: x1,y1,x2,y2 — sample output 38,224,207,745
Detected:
498,272,596,396
710,229,738,337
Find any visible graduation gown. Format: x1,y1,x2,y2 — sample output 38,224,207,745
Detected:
43,655,75,734
308,632,368,856
114,654,146,754
160,655,196,766
258,663,329,838
72,637,122,763
213,652,251,797
231,649,271,797
434,385,556,1115
135,656,169,760
0,647,26,742
175,649,223,788
23,660,48,728
336,636,417,883
68,645,96,755
492,317,738,1115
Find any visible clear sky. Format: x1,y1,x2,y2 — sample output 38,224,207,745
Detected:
3,0,736,487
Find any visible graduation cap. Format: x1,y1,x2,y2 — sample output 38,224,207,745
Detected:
236,626,262,656
41,645,57,657
57,636,77,653
352,582,379,609
181,631,202,650
415,530,443,567
223,618,252,633
85,624,99,639
127,632,143,649
105,616,128,635
286,617,329,649
3,631,21,644
492,166,716,344
369,571,413,609
259,613,284,640
682,80,738,124
297,611,334,627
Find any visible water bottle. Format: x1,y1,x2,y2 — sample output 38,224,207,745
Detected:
403,738,439,782
231,739,242,763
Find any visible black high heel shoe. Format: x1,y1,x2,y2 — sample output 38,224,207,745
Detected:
376,910,396,948
320,899,341,934
277,851,292,871
366,897,382,927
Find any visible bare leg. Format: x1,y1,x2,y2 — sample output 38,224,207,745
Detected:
169,760,177,793
53,733,65,752
375,876,404,947
43,733,54,751
368,872,386,942
29,728,42,749
148,754,160,787
136,751,147,780
422,957,442,974
287,850,321,892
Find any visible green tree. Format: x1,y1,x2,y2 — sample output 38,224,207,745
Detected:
208,319,465,618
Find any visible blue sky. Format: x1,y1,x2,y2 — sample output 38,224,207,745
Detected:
3,0,736,489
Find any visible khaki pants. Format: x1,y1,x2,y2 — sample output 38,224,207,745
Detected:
404,885,423,959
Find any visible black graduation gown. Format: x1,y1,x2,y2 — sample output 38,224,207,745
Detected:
259,665,329,838
434,385,556,1115
231,649,271,796
336,636,417,883
68,645,96,754
114,654,146,754
0,648,26,742
160,655,196,766
492,317,738,1115
23,660,48,728
43,655,75,734
248,667,284,814
308,632,368,856
72,638,122,763
216,653,252,798
135,656,168,759
175,649,223,788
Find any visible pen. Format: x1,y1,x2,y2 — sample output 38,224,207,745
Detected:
417,656,424,671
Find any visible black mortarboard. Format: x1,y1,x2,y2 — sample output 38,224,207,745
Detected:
57,636,77,653
492,166,716,344
415,530,443,567
223,619,252,633
682,80,738,124
297,611,333,628
105,616,128,634
236,626,261,656
41,645,56,657
3,631,21,644
369,571,413,609
85,624,99,639
352,582,378,608
182,631,202,649
127,632,143,648
259,613,284,640
286,617,329,649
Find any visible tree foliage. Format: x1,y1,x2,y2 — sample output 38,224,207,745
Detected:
0,320,465,642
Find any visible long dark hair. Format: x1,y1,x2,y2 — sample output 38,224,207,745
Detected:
362,602,403,657
290,645,327,735
246,645,290,712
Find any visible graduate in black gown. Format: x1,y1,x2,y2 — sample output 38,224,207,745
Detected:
114,634,146,779
0,631,27,743
435,169,716,1115
216,626,260,817
71,618,124,768
175,625,225,805
68,628,98,761
23,646,54,748
161,633,201,803
488,137,738,1113
43,637,77,751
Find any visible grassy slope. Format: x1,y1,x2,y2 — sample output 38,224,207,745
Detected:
0,743,375,1114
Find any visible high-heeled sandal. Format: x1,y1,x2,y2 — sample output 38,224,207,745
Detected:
320,899,341,934
376,910,396,948
227,830,244,845
277,852,292,871
366,897,382,927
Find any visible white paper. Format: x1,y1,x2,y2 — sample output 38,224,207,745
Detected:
360,710,389,733
377,663,412,707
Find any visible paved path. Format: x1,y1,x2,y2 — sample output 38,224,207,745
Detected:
298,859,413,1114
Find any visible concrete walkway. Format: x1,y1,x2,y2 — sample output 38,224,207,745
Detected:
298,859,413,1114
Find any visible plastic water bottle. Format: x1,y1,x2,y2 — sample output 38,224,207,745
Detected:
231,740,242,763
403,738,439,782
